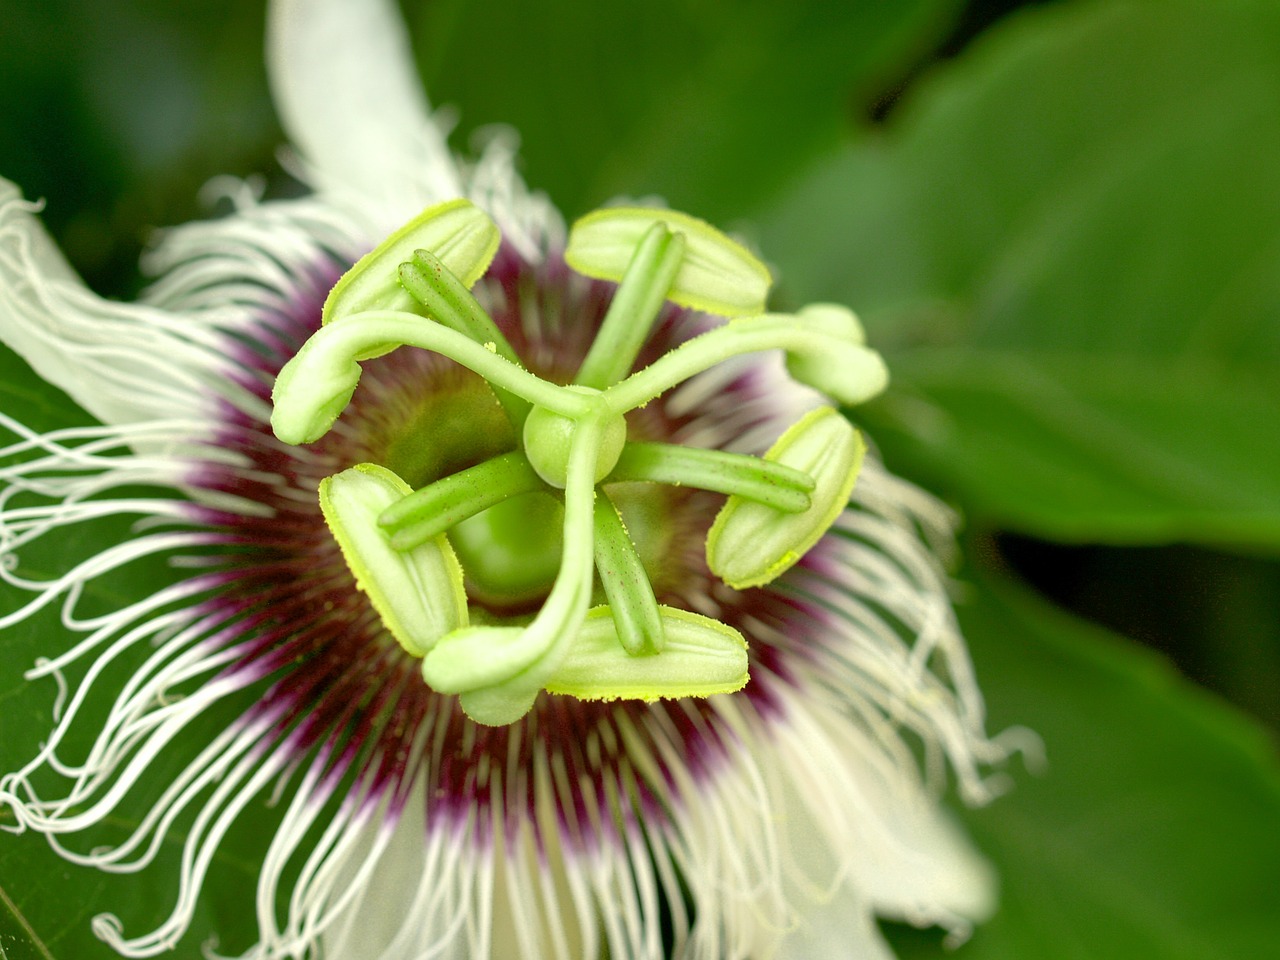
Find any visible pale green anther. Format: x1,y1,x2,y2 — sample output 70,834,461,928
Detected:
707,406,866,590
785,304,889,407
545,606,748,701
321,199,500,326
565,207,771,318
319,463,468,657
593,493,665,656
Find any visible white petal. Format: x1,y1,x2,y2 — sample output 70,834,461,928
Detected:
850,775,996,926
267,0,463,230
321,782,593,960
769,691,996,937
774,895,895,960
0,179,226,428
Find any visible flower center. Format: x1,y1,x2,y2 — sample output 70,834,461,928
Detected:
270,201,889,725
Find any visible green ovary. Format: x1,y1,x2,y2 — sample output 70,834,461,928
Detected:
446,484,677,615
451,493,564,609
523,396,627,489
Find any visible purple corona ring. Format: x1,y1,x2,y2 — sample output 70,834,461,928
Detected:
0,1,1023,958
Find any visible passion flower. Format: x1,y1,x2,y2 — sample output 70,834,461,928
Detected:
0,0,1017,957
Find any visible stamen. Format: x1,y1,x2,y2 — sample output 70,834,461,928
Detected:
544,606,747,703
320,198,500,326
605,441,814,513
378,452,544,551
398,248,531,431
318,462,468,656
707,406,867,590
565,207,771,318
574,222,685,389
591,492,665,655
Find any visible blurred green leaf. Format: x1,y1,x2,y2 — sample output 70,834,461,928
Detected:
762,0,1280,546
890,560,1280,959
865,350,1280,544
0,884,56,960
0,0,280,298
408,0,963,221
0,345,91,436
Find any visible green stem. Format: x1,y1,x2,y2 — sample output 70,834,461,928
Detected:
592,491,665,655
309,310,592,418
487,415,603,681
605,441,814,513
398,251,531,433
379,452,543,550
602,314,828,414
574,224,685,390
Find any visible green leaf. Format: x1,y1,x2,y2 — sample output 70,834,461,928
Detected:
0,881,56,960
0,0,280,299
891,565,1280,959
864,350,1280,545
0,571,282,959
761,0,1280,546
408,0,963,219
